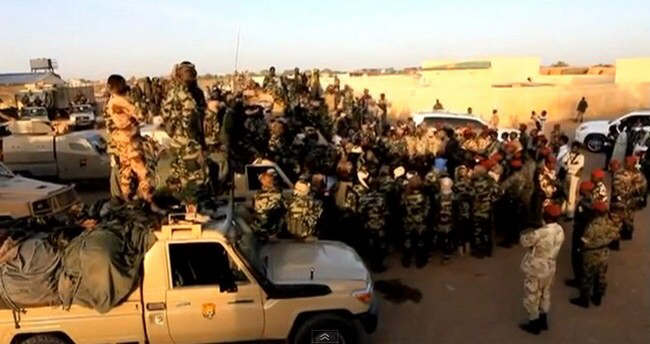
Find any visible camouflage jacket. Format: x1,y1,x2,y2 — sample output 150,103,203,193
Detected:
453,177,472,220
286,195,323,239
538,166,557,198
610,170,627,208
161,82,204,147
358,190,388,231
501,169,531,202
470,173,502,219
582,215,619,250
433,192,455,233
401,189,430,231
104,94,143,143
591,181,609,204
344,184,367,213
252,187,286,235
203,108,221,149
520,222,565,277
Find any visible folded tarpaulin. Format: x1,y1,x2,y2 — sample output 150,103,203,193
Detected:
57,207,157,313
0,234,62,310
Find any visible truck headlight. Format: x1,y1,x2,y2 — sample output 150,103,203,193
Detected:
31,199,52,215
352,280,374,304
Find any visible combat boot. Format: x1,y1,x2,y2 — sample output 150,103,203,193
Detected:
401,252,412,268
591,293,602,306
564,278,579,288
570,293,590,308
539,313,548,330
415,250,428,268
519,318,541,335
608,240,620,251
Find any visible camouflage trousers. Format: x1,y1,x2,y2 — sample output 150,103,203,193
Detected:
581,248,609,296
612,208,635,240
166,142,208,204
114,139,152,202
472,216,493,255
403,224,427,259
523,273,555,320
365,227,388,261
433,225,455,258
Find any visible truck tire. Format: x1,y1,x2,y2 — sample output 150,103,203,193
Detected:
18,334,69,344
291,313,359,344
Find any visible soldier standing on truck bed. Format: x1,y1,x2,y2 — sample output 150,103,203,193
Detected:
105,74,159,211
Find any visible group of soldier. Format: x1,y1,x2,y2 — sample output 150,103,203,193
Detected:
100,62,649,336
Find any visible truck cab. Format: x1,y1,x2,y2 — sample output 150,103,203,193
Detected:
67,104,96,129
1,207,378,344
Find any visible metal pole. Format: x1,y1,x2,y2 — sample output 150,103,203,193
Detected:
234,29,241,72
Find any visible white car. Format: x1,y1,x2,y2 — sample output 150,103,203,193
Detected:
68,104,96,128
574,110,650,152
411,112,518,140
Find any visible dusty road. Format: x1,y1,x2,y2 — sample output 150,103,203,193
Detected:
78,118,650,344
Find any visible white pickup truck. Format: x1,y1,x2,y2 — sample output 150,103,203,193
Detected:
0,207,378,344
1,120,110,181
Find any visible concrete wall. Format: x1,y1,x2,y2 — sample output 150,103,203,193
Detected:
615,58,650,84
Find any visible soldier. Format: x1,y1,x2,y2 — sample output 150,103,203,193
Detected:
358,178,389,272
519,203,565,335
454,165,473,256
251,170,286,242
498,159,529,248
570,201,619,308
401,174,430,268
470,163,502,258
286,180,324,241
608,160,625,250
565,181,595,288
560,141,585,219
432,177,456,264
590,169,608,203
161,61,209,216
104,75,156,206
619,156,648,240
531,157,557,227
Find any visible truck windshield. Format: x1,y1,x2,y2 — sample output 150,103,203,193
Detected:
0,163,13,177
230,218,266,278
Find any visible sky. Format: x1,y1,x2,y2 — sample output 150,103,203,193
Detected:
2,0,650,80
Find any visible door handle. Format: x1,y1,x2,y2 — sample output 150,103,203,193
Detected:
228,299,254,304
175,301,191,307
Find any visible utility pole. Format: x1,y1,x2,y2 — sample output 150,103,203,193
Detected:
234,28,241,72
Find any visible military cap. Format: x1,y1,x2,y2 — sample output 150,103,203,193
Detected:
543,203,562,217
510,159,523,168
625,155,638,168
579,180,595,195
609,159,621,171
591,169,605,181
545,156,556,168
480,159,496,170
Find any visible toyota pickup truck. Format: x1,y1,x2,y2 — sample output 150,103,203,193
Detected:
0,207,378,344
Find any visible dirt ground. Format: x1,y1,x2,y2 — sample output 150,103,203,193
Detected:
78,118,650,344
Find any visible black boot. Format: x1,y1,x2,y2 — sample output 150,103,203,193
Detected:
591,293,602,306
415,250,428,268
608,240,620,251
519,318,541,335
620,226,633,241
539,313,548,331
570,294,590,308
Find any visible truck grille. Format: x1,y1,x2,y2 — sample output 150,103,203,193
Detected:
53,188,79,210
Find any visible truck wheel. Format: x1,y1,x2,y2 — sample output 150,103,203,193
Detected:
292,313,359,344
18,334,69,344
585,134,605,153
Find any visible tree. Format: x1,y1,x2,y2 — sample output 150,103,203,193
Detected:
551,61,569,67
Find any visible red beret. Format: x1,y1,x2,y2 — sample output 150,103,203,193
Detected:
544,203,563,218
481,159,496,170
592,201,608,213
579,181,595,195
545,156,556,168
625,156,638,168
609,159,621,171
591,169,605,181
510,159,523,168
519,124,527,130
539,147,551,157
505,143,516,153
463,128,474,138
538,135,549,145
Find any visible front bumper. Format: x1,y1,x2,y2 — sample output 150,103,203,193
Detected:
574,129,588,144
355,296,379,334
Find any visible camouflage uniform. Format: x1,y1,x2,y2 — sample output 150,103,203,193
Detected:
520,223,565,320
358,189,389,270
433,192,456,260
286,192,324,240
161,79,208,204
104,94,153,202
470,172,502,257
591,181,608,203
570,194,594,284
454,167,473,250
252,185,286,240
500,169,531,246
618,168,647,240
401,187,430,266
579,214,619,299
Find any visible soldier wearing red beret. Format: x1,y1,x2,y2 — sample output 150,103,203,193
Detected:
590,168,608,203
566,180,596,288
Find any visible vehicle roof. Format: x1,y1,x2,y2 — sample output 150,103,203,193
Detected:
156,206,233,242
413,111,487,123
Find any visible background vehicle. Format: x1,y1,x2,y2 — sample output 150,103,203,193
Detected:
0,208,378,344
1,120,109,181
67,104,96,129
15,86,96,119
575,110,650,152
19,106,50,121
0,161,79,220
412,112,518,140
